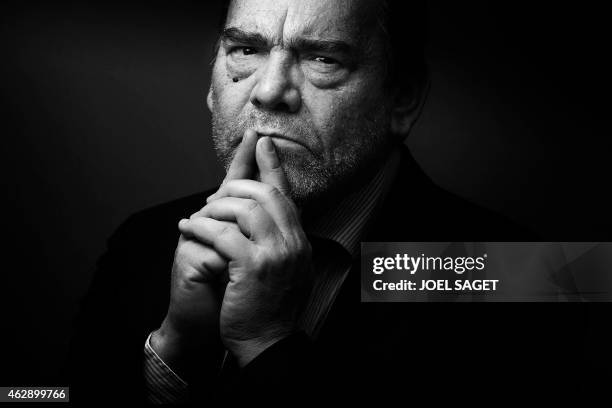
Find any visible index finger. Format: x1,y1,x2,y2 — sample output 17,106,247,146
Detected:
222,129,258,184
255,136,291,196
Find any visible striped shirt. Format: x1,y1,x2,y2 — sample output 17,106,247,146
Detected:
143,148,400,404
144,332,188,404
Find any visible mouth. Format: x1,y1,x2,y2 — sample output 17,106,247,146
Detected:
255,130,312,154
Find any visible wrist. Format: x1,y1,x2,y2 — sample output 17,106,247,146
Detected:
150,325,190,377
226,327,296,368
151,319,222,379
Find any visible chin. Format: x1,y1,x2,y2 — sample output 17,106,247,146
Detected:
281,167,325,207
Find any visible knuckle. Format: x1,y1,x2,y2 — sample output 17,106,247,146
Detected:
224,179,239,190
218,223,234,237
245,199,259,213
264,184,280,198
182,267,200,282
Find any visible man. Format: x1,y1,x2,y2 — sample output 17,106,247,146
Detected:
68,0,587,404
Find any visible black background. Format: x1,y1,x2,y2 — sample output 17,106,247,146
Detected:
2,0,610,390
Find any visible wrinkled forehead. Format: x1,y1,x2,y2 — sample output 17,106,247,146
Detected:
226,0,379,45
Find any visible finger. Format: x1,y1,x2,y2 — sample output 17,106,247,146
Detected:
178,217,253,262
177,236,228,278
255,136,290,196
199,197,278,241
203,179,299,233
222,129,258,185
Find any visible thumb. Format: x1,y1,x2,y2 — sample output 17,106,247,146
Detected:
255,136,290,196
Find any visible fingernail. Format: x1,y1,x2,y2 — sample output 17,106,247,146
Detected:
178,218,188,228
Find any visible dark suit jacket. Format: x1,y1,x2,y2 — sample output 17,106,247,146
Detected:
67,145,594,404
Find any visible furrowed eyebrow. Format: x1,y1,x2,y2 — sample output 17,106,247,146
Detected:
221,27,270,48
289,37,354,55
221,27,354,56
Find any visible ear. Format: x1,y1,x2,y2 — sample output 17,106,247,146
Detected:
390,74,430,140
206,86,214,112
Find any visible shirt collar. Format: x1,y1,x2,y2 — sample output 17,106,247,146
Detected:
304,148,401,258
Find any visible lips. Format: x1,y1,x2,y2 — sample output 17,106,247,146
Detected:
255,130,311,153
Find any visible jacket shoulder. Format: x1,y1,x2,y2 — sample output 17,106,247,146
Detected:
368,146,537,241
111,188,217,244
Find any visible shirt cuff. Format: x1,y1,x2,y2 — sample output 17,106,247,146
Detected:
143,332,189,404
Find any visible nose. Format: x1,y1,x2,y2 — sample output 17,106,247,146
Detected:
249,50,301,113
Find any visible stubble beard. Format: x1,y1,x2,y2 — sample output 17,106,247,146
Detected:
210,102,392,208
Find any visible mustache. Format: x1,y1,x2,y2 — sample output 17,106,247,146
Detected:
229,112,320,153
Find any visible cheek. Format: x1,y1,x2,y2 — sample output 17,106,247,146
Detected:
304,81,386,144
211,60,253,117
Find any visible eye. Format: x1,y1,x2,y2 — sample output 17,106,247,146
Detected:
231,46,258,56
241,47,258,55
226,45,264,78
313,56,338,64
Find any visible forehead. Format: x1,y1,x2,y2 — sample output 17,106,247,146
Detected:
226,0,378,43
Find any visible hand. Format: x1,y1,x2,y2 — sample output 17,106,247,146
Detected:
179,130,313,367
151,129,264,375
152,220,238,378
160,130,262,339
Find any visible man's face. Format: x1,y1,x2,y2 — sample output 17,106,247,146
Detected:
208,0,393,205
